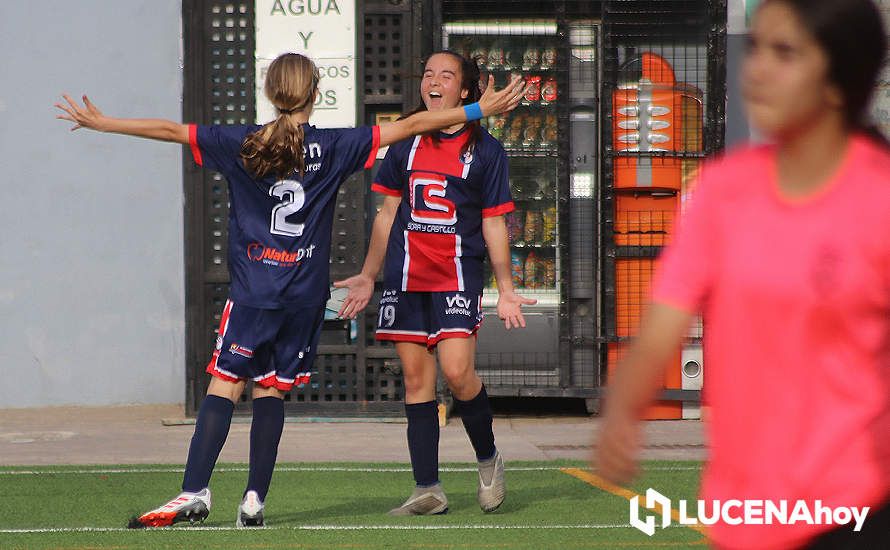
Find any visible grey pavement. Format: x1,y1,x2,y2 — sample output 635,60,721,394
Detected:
0,405,706,466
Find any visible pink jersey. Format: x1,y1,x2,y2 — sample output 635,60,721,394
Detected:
652,134,890,549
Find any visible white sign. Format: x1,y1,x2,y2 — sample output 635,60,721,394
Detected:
629,488,871,537
255,0,357,128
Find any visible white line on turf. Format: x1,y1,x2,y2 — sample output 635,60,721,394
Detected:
0,465,698,475
0,524,632,533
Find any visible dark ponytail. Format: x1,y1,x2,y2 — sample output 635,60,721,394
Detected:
240,53,319,179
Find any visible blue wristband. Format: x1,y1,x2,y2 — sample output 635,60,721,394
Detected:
463,102,483,121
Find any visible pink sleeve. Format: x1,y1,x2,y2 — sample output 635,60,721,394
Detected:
651,164,722,314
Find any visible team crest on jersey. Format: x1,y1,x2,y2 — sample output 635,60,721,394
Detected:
229,343,254,358
460,146,475,166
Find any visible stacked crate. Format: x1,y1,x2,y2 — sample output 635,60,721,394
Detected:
608,52,703,419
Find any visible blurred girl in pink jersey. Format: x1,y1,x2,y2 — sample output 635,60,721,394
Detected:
594,0,890,548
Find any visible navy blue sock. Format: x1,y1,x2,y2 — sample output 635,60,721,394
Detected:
405,401,440,487
182,394,234,492
246,396,285,502
455,385,496,461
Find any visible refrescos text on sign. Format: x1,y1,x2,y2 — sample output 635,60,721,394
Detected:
255,0,357,128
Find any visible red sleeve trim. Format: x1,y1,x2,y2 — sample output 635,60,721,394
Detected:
371,182,402,197
364,125,381,169
188,124,203,166
482,201,515,218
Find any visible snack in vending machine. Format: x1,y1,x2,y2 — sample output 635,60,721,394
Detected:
523,75,542,103
540,47,557,69
506,48,523,69
478,73,490,94
508,174,527,197
539,115,556,147
522,47,541,69
470,46,489,67
524,209,543,243
533,171,557,200
487,42,506,69
511,251,525,288
534,254,548,286
540,126,557,148
542,206,557,244
542,77,558,103
505,209,525,243
523,251,539,289
503,115,524,149
488,114,507,140
542,258,556,288
522,114,542,148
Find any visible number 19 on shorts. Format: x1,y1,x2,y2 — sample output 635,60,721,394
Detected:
379,305,395,328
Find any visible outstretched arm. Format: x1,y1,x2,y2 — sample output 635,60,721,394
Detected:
55,94,189,145
334,194,401,318
377,74,525,148
592,303,692,483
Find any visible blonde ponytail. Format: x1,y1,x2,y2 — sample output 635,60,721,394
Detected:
240,53,319,179
241,114,306,179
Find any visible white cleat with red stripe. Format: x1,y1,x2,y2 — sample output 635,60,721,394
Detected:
128,488,211,528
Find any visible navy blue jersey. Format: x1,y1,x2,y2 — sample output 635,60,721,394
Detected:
189,123,380,308
371,125,513,294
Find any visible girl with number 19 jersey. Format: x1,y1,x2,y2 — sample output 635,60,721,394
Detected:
335,51,536,516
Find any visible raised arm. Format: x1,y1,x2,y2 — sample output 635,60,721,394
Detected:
334,194,401,319
377,74,525,148
55,94,189,145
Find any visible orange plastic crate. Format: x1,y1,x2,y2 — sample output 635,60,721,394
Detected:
607,343,683,420
614,193,678,246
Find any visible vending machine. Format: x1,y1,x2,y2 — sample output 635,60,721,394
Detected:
441,21,600,399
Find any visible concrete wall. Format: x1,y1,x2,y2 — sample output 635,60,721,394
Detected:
0,1,185,408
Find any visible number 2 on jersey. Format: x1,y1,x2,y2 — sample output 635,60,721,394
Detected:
269,180,305,237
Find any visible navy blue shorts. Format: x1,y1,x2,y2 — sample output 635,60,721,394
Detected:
374,290,483,349
205,299,324,391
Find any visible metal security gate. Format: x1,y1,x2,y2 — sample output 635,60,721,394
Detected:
183,1,256,415
600,0,726,417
